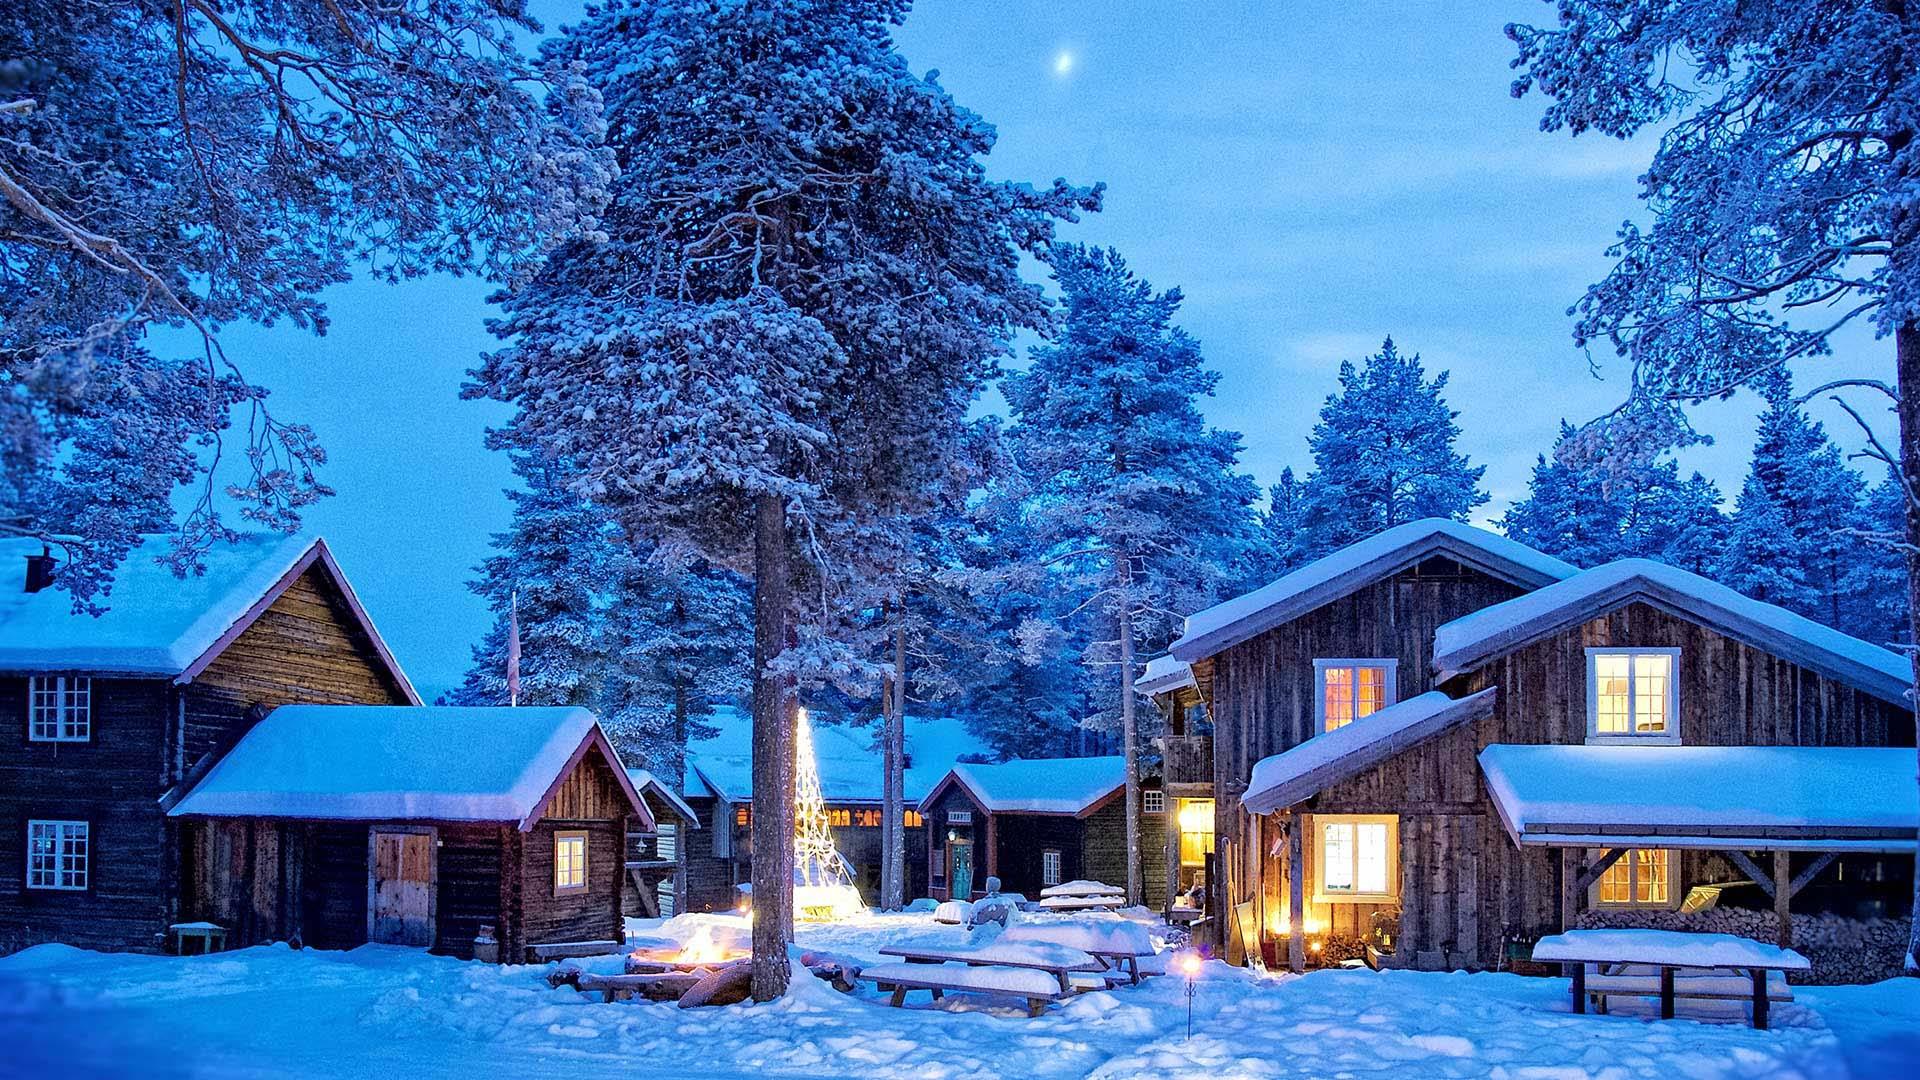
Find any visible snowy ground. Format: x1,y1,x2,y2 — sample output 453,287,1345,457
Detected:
1,911,1915,1080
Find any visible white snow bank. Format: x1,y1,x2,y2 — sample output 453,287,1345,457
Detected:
1478,744,1919,841
862,961,1066,997
1002,920,1157,956
1170,519,1574,661
1533,929,1810,970
169,705,628,824
933,900,973,925
1242,689,1497,814
935,758,1124,815
1434,557,1913,703
0,533,321,674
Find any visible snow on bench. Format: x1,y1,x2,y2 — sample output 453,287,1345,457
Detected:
1531,929,1807,1029
1039,879,1124,898
861,961,1074,1017
1000,920,1159,983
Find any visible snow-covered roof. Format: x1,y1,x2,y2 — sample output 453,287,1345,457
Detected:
682,707,990,804
627,768,699,826
0,534,417,700
1134,654,1195,696
170,705,648,829
1434,558,1914,705
922,756,1126,816
1241,689,1498,814
1169,519,1576,662
1478,744,1918,852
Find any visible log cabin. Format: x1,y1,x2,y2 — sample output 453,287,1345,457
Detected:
166,704,651,961
0,535,418,955
623,768,698,918
677,707,985,910
917,757,1167,902
1149,519,1917,980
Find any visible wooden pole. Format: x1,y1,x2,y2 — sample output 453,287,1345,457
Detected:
748,492,794,1002
1287,813,1306,974
1772,850,1792,950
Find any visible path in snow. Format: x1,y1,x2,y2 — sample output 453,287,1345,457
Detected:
0,912,1914,1080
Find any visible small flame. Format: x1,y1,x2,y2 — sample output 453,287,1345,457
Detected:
675,925,727,965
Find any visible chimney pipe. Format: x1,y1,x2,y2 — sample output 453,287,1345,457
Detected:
24,547,55,594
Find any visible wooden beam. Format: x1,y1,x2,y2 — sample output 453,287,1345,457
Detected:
1573,848,1628,894
1788,852,1838,898
1772,851,1792,950
1287,814,1306,975
1723,851,1775,900
1559,848,1580,933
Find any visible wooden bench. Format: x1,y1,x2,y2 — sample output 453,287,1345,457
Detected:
526,939,623,963
1532,928,1808,1030
860,961,1076,1017
878,942,1103,995
169,922,227,955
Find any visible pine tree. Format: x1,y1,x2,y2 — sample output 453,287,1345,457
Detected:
990,245,1258,903
1248,469,1307,583
467,0,1097,999
1625,466,1728,575
1500,424,1629,567
1296,338,1487,560
602,552,751,778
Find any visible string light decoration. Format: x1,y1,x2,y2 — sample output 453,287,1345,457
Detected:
793,707,866,920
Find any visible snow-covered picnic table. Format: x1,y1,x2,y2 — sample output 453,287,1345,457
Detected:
1000,920,1162,985
1036,880,1126,911
1532,928,1809,1029
878,939,1103,994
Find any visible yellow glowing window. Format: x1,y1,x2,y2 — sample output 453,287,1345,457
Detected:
903,810,924,828
1588,650,1678,740
554,831,588,895
1595,848,1671,908
1177,799,1216,868
1316,660,1396,731
734,805,751,827
1313,814,1397,903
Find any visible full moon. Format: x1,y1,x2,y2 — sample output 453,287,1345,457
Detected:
1052,50,1075,77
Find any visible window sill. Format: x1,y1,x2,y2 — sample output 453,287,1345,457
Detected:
1312,892,1397,906
1583,734,1682,746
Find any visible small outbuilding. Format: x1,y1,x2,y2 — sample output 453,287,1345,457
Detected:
166,704,652,961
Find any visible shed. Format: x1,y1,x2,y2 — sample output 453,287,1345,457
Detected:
168,705,650,961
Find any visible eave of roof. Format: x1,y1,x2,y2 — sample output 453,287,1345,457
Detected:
1169,520,1575,663
1434,558,1913,706
1241,689,1498,814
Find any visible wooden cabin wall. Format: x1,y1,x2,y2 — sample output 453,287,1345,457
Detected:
517,820,623,948
678,795,743,912
1453,601,1914,749
0,678,173,954
434,825,504,959
991,813,1085,898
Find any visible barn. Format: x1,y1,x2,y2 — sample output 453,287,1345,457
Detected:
166,704,652,961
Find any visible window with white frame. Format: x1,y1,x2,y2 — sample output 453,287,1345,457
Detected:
1592,848,1672,908
28,675,91,742
27,820,88,891
1313,814,1396,903
1586,648,1680,743
1142,789,1165,813
1313,660,1397,732
553,830,588,895
1041,849,1063,887
948,810,972,825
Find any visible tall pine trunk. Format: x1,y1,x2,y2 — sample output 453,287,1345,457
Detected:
1118,598,1142,905
749,492,794,1000
880,615,907,909
1898,323,1920,976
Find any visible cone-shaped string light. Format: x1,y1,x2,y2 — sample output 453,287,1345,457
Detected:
793,707,865,919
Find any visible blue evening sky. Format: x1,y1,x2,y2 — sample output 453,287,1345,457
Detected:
180,1,1892,702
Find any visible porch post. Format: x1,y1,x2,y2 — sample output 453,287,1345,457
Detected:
1287,812,1306,974
1771,851,1792,950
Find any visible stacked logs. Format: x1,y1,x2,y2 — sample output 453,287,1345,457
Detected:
1576,909,1911,984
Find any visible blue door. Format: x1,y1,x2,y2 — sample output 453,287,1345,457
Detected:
950,840,974,899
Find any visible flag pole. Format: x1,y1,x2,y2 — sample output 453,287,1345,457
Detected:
507,590,522,707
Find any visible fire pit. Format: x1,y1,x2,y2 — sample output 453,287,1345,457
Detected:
626,925,751,975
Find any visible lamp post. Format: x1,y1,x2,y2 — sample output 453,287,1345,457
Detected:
1178,949,1203,1039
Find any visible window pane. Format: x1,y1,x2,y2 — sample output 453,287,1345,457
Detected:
1323,667,1354,730
1633,654,1671,733
1597,851,1633,904
1593,654,1631,734
1355,666,1387,720
1356,823,1390,894
1321,823,1354,891
1638,849,1670,905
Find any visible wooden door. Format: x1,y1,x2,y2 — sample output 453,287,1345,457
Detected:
369,830,435,946
950,840,974,899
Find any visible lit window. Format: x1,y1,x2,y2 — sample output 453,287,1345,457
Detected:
1586,649,1680,742
948,810,972,825
1314,660,1396,731
1313,814,1397,903
1595,848,1671,908
828,808,851,828
734,805,751,827
1042,849,1063,887
1176,799,1215,868
554,831,588,895
902,810,924,828
28,676,91,742
28,820,88,891
1142,790,1165,814
853,809,882,828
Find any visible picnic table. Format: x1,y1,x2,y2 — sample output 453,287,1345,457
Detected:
1531,928,1807,1030
879,939,1104,992
1000,921,1161,985
169,922,227,955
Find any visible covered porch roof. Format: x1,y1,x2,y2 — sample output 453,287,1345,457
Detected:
1478,744,1918,852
